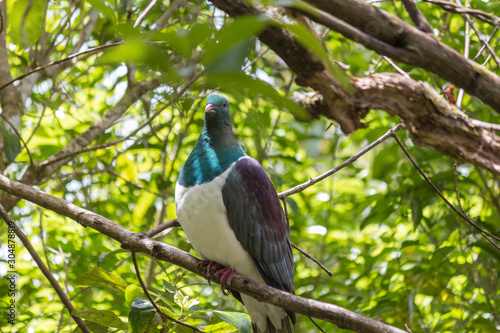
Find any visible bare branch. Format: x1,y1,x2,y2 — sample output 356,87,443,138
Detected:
0,204,91,333
279,124,404,198
401,0,433,33
291,243,333,276
422,0,500,28
0,42,122,92
276,0,500,113
391,133,500,249
131,252,203,332
0,174,407,333
145,218,181,238
134,0,160,28
0,0,23,149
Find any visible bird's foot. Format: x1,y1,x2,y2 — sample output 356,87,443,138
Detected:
199,260,236,295
199,260,222,285
214,268,236,295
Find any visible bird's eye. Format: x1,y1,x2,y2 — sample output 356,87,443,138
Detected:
223,103,227,108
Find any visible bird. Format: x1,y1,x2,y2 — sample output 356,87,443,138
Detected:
175,93,295,333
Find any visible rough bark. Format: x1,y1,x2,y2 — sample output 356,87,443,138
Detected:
0,0,23,152
209,0,500,175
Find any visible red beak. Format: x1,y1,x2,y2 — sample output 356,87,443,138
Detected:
205,103,216,112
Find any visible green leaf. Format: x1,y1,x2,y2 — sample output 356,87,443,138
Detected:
202,16,268,67
73,320,109,333
74,267,127,291
203,316,238,333
72,308,128,330
161,22,212,57
214,311,251,333
129,297,162,333
0,123,22,164
206,72,308,121
162,280,177,293
10,0,47,46
85,0,116,23
125,285,144,307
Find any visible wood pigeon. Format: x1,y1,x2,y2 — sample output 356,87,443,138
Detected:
175,93,295,333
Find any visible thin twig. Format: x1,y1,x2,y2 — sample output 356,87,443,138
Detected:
282,197,332,276
391,132,500,249
461,14,500,68
278,123,404,199
455,0,470,108
145,218,180,238
0,204,91,333
0,42,122,91
472,27,499,61
469,118,500,132
422,0,500,28
131,252,203,332
382,56,410,78
134,0,160,28
291,243,333,276
0,114,35,167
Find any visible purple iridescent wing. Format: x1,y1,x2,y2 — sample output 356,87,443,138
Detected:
221,157,294,293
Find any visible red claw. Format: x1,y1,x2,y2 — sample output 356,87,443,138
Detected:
199,260,237,294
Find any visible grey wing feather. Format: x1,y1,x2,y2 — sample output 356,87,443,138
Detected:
221,157,294,293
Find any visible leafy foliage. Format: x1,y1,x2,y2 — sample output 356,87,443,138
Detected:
0,0,499,332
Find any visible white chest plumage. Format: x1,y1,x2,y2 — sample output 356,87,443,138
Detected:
175,160,263,283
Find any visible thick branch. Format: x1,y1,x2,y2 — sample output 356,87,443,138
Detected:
210,0,500,115
0,0,23,152
0,174,406,333
401,0,433,33
302,0,500,112
209,0,500,175
0,77,162,211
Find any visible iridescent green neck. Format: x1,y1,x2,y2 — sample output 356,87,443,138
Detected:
178,126,246,187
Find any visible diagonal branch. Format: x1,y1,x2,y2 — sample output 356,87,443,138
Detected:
0,174,406,333
401,0,433,33
0,204,91,333
0,77,162,211
279,124,404,198
0,42,122,92
422,0,500,28
209,0,500,175
0,0,23,155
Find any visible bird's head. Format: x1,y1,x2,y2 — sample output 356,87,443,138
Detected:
204,93,231,128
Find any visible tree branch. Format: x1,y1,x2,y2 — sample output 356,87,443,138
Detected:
422,0,500,27
208,0,500,175
0,77,162,211
278,124,404,198
401,0,433,33
0,174,406,333
0,204,91,333
0,0,23,156
0,42,122,92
